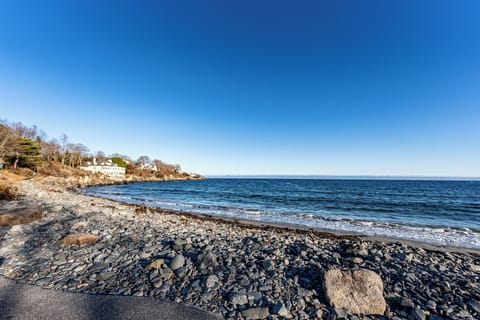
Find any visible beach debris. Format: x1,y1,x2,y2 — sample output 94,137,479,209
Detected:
0,206,42,226
60,233,100,245
322,268,386,315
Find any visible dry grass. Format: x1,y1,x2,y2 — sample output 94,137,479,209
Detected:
0,172,19,201
37,161,86,177
8,167,34,178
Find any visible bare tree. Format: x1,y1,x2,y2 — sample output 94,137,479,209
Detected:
137,155,151,166
75,144,89,167
60,134,68,165
0,122,14,164
11,122,37,139
41,138,61,162
95,150,107,162
110,153,131,162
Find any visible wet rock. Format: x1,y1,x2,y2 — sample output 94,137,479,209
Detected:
322,269,386,315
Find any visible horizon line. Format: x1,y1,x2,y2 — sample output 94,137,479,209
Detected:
205,174,480,181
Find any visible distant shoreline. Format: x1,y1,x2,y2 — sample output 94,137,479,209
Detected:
206,175,480,181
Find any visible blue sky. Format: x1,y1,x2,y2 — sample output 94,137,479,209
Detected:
1,1,479,176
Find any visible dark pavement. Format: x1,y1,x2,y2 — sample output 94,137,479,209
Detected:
0,276,221,320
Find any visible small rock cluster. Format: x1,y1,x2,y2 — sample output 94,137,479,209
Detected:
0,181,479,319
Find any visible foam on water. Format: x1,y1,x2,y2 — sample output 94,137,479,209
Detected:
82,178,480,249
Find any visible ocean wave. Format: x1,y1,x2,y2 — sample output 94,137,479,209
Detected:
81,189,480,249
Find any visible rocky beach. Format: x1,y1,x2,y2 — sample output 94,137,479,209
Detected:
1,180,480,320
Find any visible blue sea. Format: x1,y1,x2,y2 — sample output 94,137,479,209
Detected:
82,178,480,249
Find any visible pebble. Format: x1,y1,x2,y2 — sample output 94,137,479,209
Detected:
205,274,218,288
241,307,270,320
352,257,363,264
168,255,185,271
230,293,248,305
272,302,290,317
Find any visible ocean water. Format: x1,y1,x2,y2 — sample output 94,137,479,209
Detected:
82,178,480,249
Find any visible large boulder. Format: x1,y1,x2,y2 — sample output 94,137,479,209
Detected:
61,233,100,245
0,207,42,227
322,268,386,315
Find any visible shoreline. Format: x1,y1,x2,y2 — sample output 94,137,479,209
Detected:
77,186,480,255
1,180,480,319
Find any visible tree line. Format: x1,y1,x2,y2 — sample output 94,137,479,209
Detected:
0,119,181,175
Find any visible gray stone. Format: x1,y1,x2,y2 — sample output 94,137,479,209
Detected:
99,271,116,281
330,308,347,320
241,307,270,320
322,269,386,315
467,299,480,313
412,307,426,320
89,263,109,273
469,264,480,273
426,300,436,310
205,275,218,288
399,297,415,309
230,293,248,305
198,252,218,269
169,255,185,271
272,302,290,317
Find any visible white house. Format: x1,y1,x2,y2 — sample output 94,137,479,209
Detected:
139,163,157,171
80,158,126,177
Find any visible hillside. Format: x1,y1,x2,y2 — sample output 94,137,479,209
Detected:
0,119,203,190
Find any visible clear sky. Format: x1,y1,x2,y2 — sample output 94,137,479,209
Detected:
1,1,479,176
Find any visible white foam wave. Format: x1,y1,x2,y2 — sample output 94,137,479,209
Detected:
82,191,480,249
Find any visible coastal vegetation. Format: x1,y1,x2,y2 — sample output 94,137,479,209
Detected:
0,119,201,194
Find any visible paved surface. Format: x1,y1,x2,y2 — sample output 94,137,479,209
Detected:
0,276,220,320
